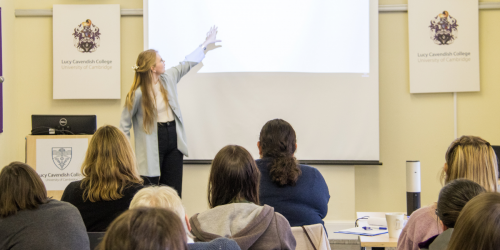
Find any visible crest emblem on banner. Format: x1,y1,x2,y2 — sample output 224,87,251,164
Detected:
429,11,458,45
72,19,101,53
52,147,72,170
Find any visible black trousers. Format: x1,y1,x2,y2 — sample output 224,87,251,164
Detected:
142,121,184,197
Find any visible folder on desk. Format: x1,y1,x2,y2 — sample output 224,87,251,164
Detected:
334,227,388,236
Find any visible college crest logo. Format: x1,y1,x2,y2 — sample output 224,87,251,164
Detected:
52,147,72,170
72,19,101,53
429,11,458,45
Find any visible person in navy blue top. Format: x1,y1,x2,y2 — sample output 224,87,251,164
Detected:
256,119,330,227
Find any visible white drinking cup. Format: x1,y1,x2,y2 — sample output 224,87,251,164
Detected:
385,213,405,238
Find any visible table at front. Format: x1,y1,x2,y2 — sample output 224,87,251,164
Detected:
359,234,398,250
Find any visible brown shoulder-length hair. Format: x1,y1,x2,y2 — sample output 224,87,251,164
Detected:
0,162,48,218
259,119,301,186
125,49,169,134
441,135,498,192
208,145,260,208
99,207,188,250
446,192,500,250
80,125,143,202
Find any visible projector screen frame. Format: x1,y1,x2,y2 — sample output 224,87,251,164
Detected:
183,160,382,165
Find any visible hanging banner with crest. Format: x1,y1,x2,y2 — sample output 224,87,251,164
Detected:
36,138,88,190
53,4,120,99
408,0,479,93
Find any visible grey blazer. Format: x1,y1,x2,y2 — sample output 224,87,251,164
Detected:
120,48,204,176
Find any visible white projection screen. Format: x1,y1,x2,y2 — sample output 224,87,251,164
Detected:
144,0,379,162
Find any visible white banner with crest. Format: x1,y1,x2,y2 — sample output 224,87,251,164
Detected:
408,0,479,93
53,4,120,99
36,138,88,190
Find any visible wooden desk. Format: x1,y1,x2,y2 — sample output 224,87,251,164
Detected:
359,234,398,248
356,212,403,250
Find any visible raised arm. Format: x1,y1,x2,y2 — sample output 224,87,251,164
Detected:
164,26,221,84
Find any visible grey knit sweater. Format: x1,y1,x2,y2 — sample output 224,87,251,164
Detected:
0,199,89,250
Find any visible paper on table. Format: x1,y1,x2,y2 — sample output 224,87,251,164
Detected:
367,217,388,227
334,227,388,236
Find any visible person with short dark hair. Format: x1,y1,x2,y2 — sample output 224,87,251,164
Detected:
256,119,330,227
190,145,296,250
446,192,500,250
61,125,144,231
0,162,89,250
418,179,485,250
99,207,188,250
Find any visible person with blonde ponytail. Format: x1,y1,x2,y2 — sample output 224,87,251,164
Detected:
61,125,144,232
397,135,498,250
256,119,330,227
120,27,221,196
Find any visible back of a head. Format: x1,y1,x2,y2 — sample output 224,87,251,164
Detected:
446,192,500,250
0,162,48,218
208,145,260,208
436,179,486,228
99,207,188,250
259,119,301,186
443,135,498,192
81,125,143,202
130,186,191,237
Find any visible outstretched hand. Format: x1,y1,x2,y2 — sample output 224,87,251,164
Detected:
202,26,221,48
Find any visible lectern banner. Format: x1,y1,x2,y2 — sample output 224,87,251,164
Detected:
53,4,120,99
408,0,479,93
36,138,88,190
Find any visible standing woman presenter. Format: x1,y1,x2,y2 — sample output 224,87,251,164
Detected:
120,27,220,197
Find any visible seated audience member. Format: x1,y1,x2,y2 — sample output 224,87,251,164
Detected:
446,192,500,250
190,145,297,250
130,186,241,250
98,207,187,250
61,125,144,232
0,162,89,250
418,179,485,250
256,119,330,227
397,136,498,250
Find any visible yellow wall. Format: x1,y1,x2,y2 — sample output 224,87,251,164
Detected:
3,0,500,219
0,0,18,164
356,0,500,213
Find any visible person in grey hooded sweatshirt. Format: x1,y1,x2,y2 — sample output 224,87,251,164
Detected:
418,179,485,250
190,145,297,250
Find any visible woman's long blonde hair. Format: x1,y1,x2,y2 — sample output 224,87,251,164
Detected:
125,49,169,134
441,135,498,192
80,125,143,202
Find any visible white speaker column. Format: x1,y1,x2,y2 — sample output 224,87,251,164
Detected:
406,161,421,216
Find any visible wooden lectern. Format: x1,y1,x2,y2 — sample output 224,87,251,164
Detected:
26,134,93,200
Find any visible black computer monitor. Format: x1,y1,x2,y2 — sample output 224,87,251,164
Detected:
31,115,97,135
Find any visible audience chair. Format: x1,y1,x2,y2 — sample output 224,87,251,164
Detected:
291,224,331,250
88,232,106,250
